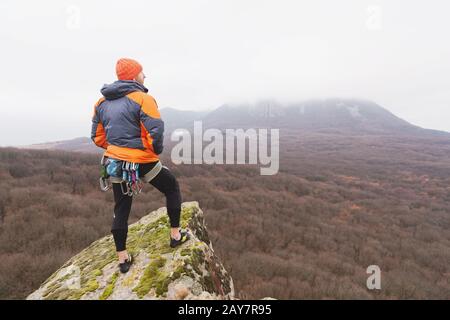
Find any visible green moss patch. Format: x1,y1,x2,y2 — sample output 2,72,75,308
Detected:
133,256,167,298
99,272,119,300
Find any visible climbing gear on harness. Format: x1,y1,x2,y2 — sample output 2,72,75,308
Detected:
106,158,123,178
99,155,112,191
119,160,142,196
99,155,163,196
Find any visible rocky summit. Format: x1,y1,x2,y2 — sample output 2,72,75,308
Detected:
27,202,234,300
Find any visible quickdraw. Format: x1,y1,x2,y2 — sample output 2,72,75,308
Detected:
120,161,143,196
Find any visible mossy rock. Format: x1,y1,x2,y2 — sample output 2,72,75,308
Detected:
27,201,234,300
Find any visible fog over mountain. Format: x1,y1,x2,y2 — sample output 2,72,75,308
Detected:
1,1,450,146
19,99,450,152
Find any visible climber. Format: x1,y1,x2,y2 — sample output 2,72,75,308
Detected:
91,58,190,273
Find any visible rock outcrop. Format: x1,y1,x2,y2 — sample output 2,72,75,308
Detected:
27,202,234,300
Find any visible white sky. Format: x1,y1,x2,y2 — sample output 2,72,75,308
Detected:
0,0,449,146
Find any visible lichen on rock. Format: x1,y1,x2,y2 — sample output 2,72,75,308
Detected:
27,201,234,300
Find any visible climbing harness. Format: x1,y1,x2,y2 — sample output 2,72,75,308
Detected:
99,155,163,196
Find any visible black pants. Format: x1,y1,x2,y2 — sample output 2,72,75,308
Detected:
111,162,182,252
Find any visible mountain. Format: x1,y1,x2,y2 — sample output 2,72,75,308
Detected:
18,137,102,154
19,99,450,152
191,98,448,136
159,107,209,132
27,202,235,300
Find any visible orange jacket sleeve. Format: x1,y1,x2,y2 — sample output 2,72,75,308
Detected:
90,98,109,149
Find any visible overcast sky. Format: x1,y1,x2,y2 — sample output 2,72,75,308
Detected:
0,0,449,146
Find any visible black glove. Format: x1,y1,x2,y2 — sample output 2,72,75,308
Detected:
153,139,164,155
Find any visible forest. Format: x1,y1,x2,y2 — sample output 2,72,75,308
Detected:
0,129,449,299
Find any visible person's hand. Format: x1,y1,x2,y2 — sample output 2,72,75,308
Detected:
153,140,163,155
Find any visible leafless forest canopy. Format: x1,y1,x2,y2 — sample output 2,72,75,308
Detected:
0,129,450,299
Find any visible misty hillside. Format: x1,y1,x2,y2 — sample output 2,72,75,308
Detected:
18,137,102,154
159,107,209,132
199,99,416,132
20,99,450,154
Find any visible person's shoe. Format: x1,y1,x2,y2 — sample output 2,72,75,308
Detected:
119,254,133,274
170,229,191,248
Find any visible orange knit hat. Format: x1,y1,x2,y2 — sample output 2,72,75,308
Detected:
116,58,143,80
